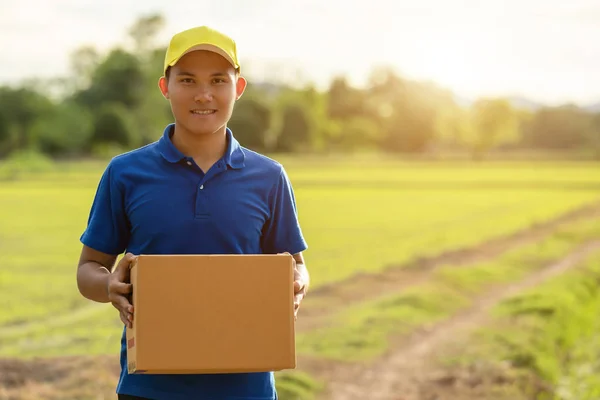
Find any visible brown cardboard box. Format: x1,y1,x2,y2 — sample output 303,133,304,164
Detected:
126,253,296,374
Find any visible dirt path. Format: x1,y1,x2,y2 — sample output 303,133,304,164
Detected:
318,240,600,400
296,201,600,332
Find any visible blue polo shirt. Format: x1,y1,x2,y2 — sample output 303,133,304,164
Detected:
80,124,308,400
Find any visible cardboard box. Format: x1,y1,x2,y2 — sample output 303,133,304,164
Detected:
126,254,296,374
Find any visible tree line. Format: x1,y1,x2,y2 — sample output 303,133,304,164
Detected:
1,14,599,161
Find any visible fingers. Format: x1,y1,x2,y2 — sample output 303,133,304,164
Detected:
108,279,134,327
108,253,138,328
110,292,133,314
108,279,133,307
122,252,137,264
112,281,132,295
116,252,137,280
293,291,304,321
119,310,133,328
111,294,134,328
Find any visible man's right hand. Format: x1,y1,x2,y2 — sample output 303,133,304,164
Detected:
107,252,137,328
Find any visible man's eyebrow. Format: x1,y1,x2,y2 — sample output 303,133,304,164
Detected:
176,71,195,77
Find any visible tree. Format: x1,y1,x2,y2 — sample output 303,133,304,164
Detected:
469,98,519,159
522,105,591,150
30,101,93,157
364,68,449,153
434,103,476,150
128,14,166,55
91,103,137,149
132,47,173,145
275,103,310,152
0,108,12,156
69,46,100,91
0,87,54,151
589,113,600,158
327,76,363,119
228,95,271,150
76,49,144,110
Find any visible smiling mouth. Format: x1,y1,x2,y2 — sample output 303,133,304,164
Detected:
191,109,217,115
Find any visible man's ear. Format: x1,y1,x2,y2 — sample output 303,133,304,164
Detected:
235,75,247,100
158,76,169,99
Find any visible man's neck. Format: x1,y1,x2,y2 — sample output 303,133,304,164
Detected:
171,124,228,173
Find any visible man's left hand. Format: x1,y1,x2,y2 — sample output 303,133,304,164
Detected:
285,253,309,320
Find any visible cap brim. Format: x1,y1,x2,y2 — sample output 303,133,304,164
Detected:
167,44,238,70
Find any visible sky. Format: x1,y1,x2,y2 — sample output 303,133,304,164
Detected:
1,0,599,106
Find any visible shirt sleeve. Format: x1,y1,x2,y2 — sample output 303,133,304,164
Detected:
261,166,308,255
80,161,130,255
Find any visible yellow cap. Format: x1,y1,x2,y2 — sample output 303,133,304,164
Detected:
163,26,240,75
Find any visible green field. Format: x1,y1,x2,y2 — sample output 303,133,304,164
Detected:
3,158,600,400
2,159,600,358
297,218,600,361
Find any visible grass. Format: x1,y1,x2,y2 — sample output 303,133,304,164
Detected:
2,158,600,400
275,371,324,400
433,253,600,400
296,218,600,361
1,159,600,358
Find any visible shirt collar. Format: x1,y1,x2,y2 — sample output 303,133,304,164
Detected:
158,123,245,169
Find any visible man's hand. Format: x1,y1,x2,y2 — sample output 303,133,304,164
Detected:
107,252,137,328
291,254,309,320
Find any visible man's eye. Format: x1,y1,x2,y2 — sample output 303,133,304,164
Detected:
180,78,194,83
213,78,226,84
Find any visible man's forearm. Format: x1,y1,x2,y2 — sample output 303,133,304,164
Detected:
77,262,111,303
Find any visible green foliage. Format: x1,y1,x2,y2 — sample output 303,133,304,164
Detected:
0,86,55,152
29,101,94,156
0,13,599,160
470,98,519,159
445,250,600,399
90,103,138,149
488,261,600,384
77,48,145,109
228,92,271,150
275,371,323,400
0,150,55,180
366,69,443,152
522,105,593,150
276,103,311,152
0,109,12,156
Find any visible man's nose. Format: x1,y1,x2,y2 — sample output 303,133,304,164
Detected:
194,86,213,102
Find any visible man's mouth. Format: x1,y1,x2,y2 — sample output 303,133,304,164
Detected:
191,109,217,115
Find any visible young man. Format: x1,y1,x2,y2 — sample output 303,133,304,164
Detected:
76,26,310,400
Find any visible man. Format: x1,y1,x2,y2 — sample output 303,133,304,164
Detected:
76,25,309,400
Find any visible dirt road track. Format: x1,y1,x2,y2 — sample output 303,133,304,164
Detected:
319,240,600,400
296,201,600,332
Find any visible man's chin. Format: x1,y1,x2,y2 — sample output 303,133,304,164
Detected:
181,122,223,136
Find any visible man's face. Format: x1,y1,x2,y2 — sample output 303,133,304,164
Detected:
159,50,246,136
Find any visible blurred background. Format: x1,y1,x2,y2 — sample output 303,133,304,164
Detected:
2,1,600,399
